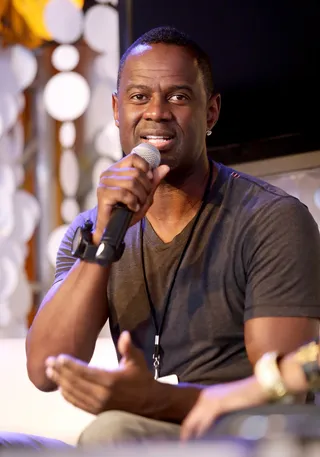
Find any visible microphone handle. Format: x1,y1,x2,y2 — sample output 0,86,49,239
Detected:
95,204,133,265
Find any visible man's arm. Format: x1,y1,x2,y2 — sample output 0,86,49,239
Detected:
243,195,320,364
26,215,111,392
26,156,170,392
245,316,319,365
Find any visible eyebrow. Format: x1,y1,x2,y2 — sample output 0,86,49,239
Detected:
125,84,194,94
125,84,150,93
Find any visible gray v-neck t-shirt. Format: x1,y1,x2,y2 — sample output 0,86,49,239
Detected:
54,162,320,384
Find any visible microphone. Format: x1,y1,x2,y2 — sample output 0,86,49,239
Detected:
95,143,161,266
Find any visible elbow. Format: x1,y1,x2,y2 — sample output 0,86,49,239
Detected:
26,339,58,392
26,357,58,392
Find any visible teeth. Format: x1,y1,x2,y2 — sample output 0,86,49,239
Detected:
145,136,170,140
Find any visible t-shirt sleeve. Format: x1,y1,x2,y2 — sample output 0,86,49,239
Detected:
53,212,93,285
244,196,320,320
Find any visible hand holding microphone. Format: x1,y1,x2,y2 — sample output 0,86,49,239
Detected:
92,143,170,265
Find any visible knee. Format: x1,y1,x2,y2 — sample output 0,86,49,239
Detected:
78,410,142,446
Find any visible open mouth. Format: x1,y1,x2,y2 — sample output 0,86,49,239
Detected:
140,135,175,150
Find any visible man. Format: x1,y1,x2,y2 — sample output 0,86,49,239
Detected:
2,26,320,448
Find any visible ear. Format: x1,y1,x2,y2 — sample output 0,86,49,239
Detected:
207,93,221,131
112,91,119,127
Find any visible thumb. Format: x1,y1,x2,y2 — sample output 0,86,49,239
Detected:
152,164,170,189
117,331,145,366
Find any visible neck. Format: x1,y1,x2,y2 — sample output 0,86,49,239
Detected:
146,156,213,241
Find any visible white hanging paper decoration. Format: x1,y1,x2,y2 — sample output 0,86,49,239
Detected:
95,121,122,159
0,193,14,240
83,5,119,54
59,121,76,148
9,271,33,320
52,45,80,72
61,198,80,223
94,52,120,81
0,93,19,133
0,303,11,327
11,191,41,243
85,82,115,142
0,48,20,94
10,45,38,91
43,72,90,122
59,149,80,197
83,189,97,211
0,257,19,303
92,157,114,187
11,121,25,161
44,0,84,44
0,164,16,193
47,224,69,267
0,43,39,337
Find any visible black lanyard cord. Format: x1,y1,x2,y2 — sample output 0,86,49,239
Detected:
140,160,214,379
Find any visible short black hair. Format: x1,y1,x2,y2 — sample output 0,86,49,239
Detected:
117,26,214,97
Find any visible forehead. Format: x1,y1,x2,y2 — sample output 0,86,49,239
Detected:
119,43,204,91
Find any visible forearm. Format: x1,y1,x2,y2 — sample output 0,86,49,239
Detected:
151,354,310,425
151,379,268,424
26,260,110,391
148,381,202,424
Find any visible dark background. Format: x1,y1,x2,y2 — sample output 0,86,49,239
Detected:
117,0,320,164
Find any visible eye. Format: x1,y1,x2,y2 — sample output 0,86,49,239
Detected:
130,93,148,102
169,94,189,103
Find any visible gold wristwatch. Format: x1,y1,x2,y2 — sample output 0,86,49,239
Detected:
293,340,320,391
254,352,288,401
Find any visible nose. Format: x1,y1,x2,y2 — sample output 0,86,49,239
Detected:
142,95,172,122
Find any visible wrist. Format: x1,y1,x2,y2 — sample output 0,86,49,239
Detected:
149,380,201,424
92,230,103,246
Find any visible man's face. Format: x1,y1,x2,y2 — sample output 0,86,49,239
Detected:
113,43,219,172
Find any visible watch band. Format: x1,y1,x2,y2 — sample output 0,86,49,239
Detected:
72,220,125,266
254,351,288,401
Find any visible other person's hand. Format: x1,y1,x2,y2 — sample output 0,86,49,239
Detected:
180,377,269,441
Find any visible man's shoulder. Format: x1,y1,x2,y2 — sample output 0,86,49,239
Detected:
222,164,288,197
219,163,305,212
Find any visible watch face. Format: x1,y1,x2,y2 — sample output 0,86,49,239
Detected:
71,226,83,256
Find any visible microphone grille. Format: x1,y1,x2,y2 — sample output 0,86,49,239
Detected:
132,143,161,169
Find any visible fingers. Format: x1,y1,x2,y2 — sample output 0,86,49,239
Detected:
117,331,131,356
181,407,217,441
117,153,152,174
45,355,113,415
150,165,170,194
95,154,164,234
46,355,112,385
103,167,153,193
117,331,147,369
130,164,170,220
98,172,151,212
96,155,170,237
